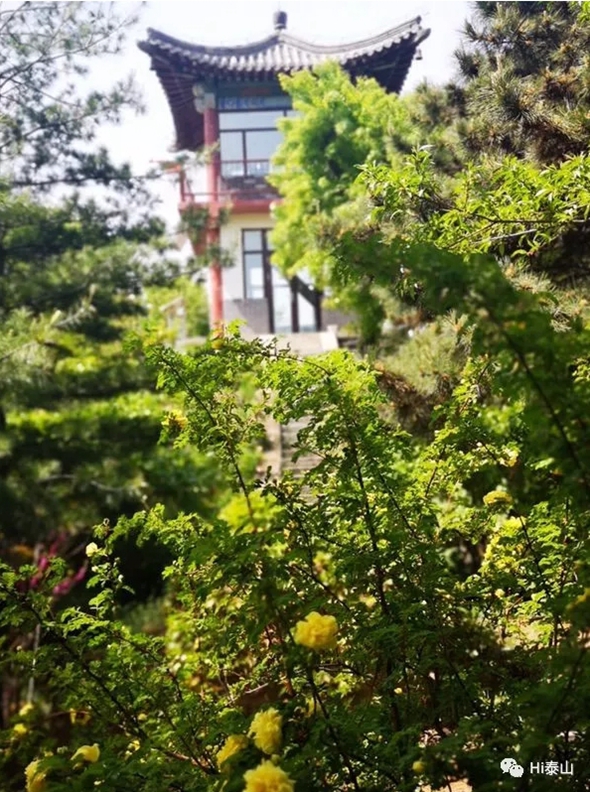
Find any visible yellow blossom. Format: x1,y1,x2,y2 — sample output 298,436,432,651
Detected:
71,743,100,763
12,722,28,738
25,760,46,792
162,410,188,433
85,543,99,558
216,734,248,768
294,612,338,651
483,490,512,507
69,710,91,726
19,703,35,717
248,708,283,755
125,739,141,759
243,760,294,792
412,760,426,774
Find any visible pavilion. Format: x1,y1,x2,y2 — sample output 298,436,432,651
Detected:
139,11,429,345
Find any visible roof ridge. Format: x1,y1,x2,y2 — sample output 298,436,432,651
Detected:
144,27,281,57
279,17,422,55
142,16,423,59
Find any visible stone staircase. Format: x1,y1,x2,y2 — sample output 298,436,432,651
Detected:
280,416,321,475
278,416,321,502
257,330,339,356
256,332,337,488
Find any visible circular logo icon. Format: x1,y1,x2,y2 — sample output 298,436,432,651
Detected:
500,758,524,777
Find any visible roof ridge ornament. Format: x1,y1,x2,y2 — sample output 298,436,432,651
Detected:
273,10,287,31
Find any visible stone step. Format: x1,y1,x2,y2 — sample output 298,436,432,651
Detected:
257,331,339,358
280,416,320,480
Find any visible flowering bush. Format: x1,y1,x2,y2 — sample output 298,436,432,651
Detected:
3,248,590,791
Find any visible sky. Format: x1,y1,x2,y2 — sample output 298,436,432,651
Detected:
96,1,472,232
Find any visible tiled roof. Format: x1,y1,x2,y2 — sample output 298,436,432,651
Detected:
139,17,427,76
138,15,430,151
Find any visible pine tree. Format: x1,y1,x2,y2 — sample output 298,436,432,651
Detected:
454,1,590,163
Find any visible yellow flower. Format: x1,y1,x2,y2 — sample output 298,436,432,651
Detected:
19,703,35,717
25,760,46,792
412,760,426,774
216,734,248,768
294,612,338,651
483,490,513,507
12,722,28,738
244,760,294,792
71,743,100,763
85,542,99,558
248,708,282,755
69,709,91,726
125,739,141,759
162,410,188,433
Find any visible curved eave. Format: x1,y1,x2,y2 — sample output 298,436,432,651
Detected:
145,53,204,151
140,17,424,61
139,23,430,151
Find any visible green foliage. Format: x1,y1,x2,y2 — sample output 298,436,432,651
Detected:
268,62,413,293
0,1,147,193
4,4,590,792
269,3,590,347
0,4,228,577
147,277,210,339
454,2,590,164
1,299,590,788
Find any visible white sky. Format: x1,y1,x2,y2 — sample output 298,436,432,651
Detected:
96,1,472,231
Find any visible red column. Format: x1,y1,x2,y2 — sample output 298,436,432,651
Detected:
203,101,223,328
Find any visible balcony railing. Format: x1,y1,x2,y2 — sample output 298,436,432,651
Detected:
220,158,271,179
219,159,279,202
177,161,282,205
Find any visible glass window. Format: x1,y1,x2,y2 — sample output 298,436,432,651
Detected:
244,252,263,270
249,268,263,287
220,131,244,174
246,160,270,177
273,285,292,333
222,161,246,178
243,230,263,251
298,293,316,332
272,266,288,289
246,129,282,162
244,252,264,299
220,110,286,130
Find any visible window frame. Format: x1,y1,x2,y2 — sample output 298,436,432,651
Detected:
219,109,292,178
242,228,272,300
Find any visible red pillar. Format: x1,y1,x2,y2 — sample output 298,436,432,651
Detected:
203,101,223,328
